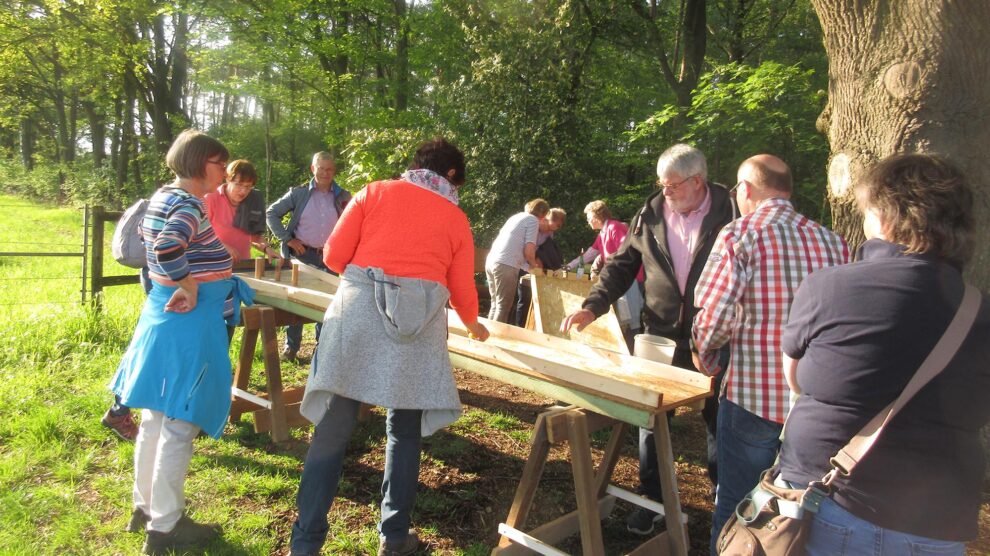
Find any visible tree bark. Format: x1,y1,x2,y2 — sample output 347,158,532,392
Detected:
117,72,137,191
629,0,707,107
813,0,990,289
814,0,990,487
394,0,409,112
83,101,106,167
19,117,35,170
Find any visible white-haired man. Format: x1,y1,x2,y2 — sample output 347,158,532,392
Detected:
562,144,735,535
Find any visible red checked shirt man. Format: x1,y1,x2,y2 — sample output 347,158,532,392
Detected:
691,154,848,556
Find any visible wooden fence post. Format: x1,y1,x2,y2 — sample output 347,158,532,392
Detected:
89,205,106,309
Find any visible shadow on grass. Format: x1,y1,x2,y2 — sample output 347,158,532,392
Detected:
212,403,717,554
456,388,551,426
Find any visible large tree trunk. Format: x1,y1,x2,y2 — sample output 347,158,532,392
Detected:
813,0,990,288
813,0,990,489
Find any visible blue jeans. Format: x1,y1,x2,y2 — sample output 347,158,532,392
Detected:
710,398,783,556
285,247,328,352
290,395,423,553
637,347,725,502
806,497,964,556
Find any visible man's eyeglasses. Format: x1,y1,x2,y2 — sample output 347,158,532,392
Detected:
730,180,744,193
657,174,697,190
207,159,228,168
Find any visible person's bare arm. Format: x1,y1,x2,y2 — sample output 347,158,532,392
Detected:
524,242,541,270
783,352,801,395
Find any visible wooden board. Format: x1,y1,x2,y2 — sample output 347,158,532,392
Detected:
529,273,629,354
235,269,713,416
448,315,712,411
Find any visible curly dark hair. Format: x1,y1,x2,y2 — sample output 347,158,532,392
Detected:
855,153,973,267
411,137,465,186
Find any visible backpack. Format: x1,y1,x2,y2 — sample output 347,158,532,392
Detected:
111,198,149,268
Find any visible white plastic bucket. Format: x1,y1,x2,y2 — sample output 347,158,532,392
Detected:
633,334,676,365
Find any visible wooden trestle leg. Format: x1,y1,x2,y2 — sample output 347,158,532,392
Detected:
229,305,315,443
492,406,687,556
258,306,289,442
653,411,688,555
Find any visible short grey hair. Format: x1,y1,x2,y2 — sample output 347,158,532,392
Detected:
656,144,707,181
311,151,335,167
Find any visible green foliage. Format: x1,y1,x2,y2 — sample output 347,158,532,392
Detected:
342,123,427,190
630,61,830,220
0,0,831,248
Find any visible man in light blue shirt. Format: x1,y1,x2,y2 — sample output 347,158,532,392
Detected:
267,152,352,361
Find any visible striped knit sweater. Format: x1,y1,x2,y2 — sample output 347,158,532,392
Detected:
143,186,232,283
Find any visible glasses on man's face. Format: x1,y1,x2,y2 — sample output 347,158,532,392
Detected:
207,159,228,169
730,180,744,194
657,174,697,190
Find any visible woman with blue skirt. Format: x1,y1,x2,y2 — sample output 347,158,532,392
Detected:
110,129,252,555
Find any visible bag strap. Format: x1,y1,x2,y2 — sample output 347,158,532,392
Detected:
827,284,981,482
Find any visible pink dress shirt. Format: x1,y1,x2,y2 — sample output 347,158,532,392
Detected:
663,189,711,295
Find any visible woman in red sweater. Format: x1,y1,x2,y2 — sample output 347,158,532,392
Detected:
289,138,489,556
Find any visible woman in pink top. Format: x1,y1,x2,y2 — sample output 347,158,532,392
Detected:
203,160,280,261
568,200,644,334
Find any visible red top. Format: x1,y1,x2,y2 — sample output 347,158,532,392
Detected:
323,179,480,324
203,185,251,260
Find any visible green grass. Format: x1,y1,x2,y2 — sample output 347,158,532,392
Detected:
0,193,544,555
0,195,306,554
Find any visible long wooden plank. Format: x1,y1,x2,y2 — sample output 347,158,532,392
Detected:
247,293,325,323
236,271,713,414
292,261,341,292
448,325,711,410
451,315,712,392
451,353,654,427
449,335,662,408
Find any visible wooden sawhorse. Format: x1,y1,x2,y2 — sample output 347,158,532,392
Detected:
492,406,689,556
229,305,316,442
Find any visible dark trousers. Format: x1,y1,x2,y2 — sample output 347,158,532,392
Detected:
514,271,531,327
290,395,423,553
637,346,725,501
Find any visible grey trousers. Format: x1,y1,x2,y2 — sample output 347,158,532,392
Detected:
486,262,521,323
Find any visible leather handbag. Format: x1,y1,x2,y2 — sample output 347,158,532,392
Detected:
716,284,981,556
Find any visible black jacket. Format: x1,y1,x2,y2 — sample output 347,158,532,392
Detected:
583,182,735,349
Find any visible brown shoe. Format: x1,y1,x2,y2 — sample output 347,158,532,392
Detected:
377,530,420,556
102,410,138,441
142,514,221,555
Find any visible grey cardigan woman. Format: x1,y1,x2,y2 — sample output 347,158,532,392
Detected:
289,138,489,556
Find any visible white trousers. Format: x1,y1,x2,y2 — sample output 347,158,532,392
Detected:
133,409,200,532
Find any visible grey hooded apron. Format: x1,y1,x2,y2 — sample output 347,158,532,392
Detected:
299,264,462,436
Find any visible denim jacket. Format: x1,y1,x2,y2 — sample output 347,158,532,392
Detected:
266,179,352,258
